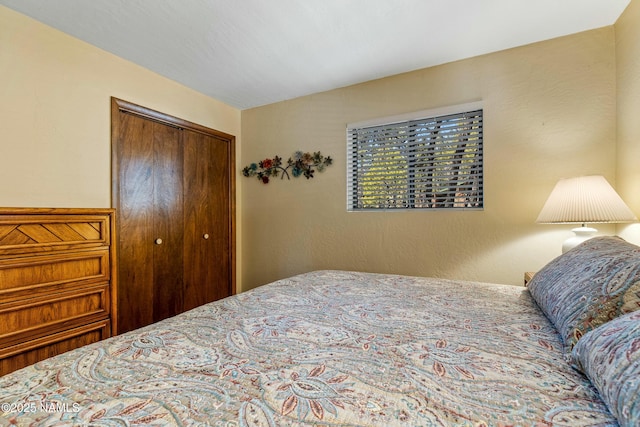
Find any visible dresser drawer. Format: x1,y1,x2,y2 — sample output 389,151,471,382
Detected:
0,249,110,301
0,212,111,256
0,283,110,346
0,319,111,376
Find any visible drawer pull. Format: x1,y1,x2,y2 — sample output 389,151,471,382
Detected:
155,238,163,245
203,234,210,240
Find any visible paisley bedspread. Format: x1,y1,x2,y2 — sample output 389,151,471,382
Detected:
0,270,615,426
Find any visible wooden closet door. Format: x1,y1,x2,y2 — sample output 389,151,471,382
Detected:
183,130,232,311
152,124,184,322
112,98,236,335
115,112,155,333
114,115,184,333
207,132,233,302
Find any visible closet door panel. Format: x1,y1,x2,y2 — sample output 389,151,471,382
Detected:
183,130,214,311
152,123,184,323
208,134,232,302
116,114,155,333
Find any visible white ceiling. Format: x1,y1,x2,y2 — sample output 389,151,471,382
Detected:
0,0,631,110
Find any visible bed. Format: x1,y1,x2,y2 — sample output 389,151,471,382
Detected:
1,236,639,426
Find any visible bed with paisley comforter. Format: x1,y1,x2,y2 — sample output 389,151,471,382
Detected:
1,236,639,426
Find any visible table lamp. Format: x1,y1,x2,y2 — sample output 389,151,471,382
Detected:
536,175,637,253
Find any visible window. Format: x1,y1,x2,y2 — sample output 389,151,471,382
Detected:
347,102,483,211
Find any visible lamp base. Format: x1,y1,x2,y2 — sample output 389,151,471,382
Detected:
562,226,597,253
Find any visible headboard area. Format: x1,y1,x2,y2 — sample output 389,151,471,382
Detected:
0,208,117,376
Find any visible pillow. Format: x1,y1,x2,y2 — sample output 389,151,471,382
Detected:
572,311,640,427
528,236,640,358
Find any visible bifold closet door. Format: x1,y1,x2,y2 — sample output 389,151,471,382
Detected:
183,129,232,311
116,113,184,333
113,97,236,335
151,123,185,322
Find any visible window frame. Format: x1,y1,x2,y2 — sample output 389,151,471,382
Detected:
346,101,484,212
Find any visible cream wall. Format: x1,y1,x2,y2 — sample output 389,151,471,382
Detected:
0,6,243,288
241,27,618,290
616,0,640,243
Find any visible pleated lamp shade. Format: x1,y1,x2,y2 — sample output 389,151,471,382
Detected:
536,175,637,252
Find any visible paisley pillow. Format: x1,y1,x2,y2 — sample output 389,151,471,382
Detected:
572,311,640,427
528,236,640,358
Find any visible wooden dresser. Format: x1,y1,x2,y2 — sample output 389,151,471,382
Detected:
0,208,117,376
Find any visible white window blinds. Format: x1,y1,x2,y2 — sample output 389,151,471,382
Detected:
347,105,483,211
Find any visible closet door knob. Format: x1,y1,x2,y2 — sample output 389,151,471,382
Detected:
155,238,163,245
203,233,210,240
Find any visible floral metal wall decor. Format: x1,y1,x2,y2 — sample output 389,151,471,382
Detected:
242,151,333,184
